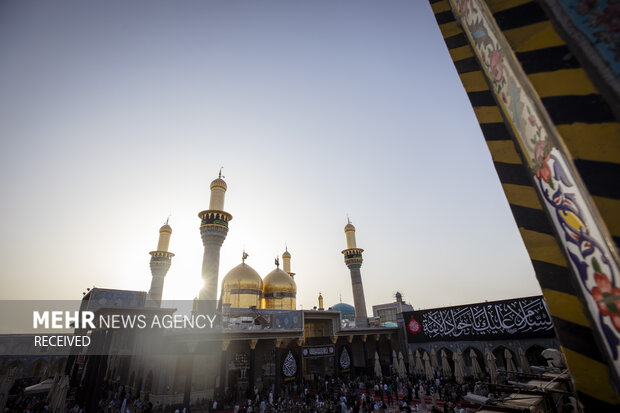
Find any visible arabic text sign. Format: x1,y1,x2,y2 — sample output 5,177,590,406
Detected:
404,296,555,343
302,345,335,358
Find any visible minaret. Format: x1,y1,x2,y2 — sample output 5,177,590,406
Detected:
282,246,295,279
198,170,232,312
318,292,324,310
341,218,368,327
148,220,175,307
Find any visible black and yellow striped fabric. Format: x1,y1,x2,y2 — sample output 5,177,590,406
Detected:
487,0,620,252
429,0,620,409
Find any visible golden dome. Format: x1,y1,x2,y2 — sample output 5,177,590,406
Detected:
263,268,296,294
344,222,355,232
159,224,172,233
210,177,227,191
221,262,263,308
222,263,262,290
282,249,291,259
262,267,296,310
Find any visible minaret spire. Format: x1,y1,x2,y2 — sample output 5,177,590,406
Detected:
148,220,175,307
198,172,233,313
341,218,368,327
282,245,295,278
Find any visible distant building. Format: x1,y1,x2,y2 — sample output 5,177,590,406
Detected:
329,302,356,323
372,291,413,326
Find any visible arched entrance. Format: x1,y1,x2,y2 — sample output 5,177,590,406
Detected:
438,347,454,378
7,360,25,377
463,346,485,377
229,351,250,401
526,344,547,367
492,346,517,371
52,357,66,375
28,358,49,378
413,348,432,379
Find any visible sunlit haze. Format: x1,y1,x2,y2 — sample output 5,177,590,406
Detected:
0,0,542,312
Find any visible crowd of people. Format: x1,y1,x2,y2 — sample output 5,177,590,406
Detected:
164,373,480,413
3,373,480,413
7,364,572,413
3,370,574,413
97,386,154,413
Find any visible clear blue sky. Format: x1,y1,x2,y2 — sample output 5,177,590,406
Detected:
0,0,542,311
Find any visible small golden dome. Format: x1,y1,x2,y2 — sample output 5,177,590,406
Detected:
222,263,263,290
210,177,227,191
263,268,297,294
159,224,172,233
282,249,291,259
344,222,355,232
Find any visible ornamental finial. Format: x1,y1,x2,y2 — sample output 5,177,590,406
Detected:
218,167,224,179
242,250,248,263
275,257,280,268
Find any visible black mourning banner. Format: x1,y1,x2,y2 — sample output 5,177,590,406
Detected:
281,347,299,382
338,344,352,373
404,295,555,343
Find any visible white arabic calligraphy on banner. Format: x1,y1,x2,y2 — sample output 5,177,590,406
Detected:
302,345,335,357
421,297,553,339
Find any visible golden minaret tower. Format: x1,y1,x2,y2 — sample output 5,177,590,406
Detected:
148,219,175,307
341,218,368,327
282,246,295,279
197,169,232,312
